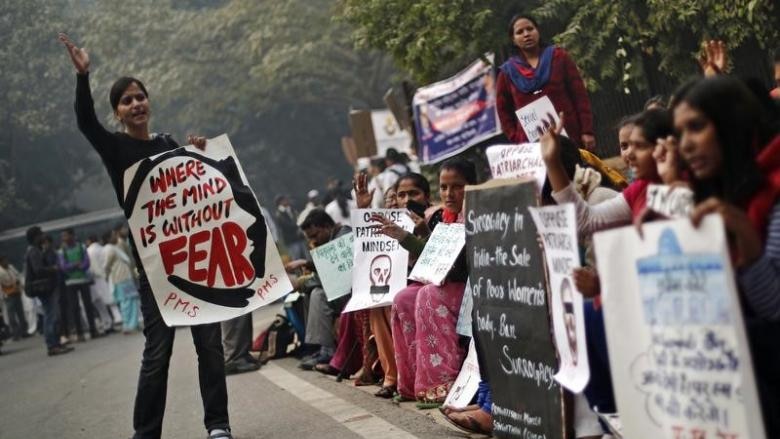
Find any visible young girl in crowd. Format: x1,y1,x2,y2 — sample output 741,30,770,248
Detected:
666,76,780,436
371,159,475,407
60,33,233,439
497,14,595,150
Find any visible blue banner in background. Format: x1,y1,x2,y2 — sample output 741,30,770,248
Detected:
413,55,501,164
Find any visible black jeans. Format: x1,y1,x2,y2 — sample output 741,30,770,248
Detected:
63,282,98,336
133,274,230,439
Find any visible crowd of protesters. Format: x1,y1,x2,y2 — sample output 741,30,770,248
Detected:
261,16,780,439
0,224,141,356
0,18,773,438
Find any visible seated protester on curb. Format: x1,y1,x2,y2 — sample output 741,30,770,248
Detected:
666,76,780,436
289,209,351,371
616,115,639,183
353,172,434,398
372,159,475,407
543,109,674,233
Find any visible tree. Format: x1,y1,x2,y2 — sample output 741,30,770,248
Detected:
339,0,780,90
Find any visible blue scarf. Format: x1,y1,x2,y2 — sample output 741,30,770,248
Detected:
499,45,555,94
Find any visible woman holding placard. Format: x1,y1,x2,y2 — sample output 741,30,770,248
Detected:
496,14,596,150
666,76,780,436
371,160,474,407
60,34,233,439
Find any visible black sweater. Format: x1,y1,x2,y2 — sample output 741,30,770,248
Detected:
74,73,179,209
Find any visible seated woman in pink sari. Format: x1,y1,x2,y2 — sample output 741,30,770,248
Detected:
372,158,476,406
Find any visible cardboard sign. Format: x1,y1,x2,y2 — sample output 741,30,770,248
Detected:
408,223,466,286
646,184,694,218
515,96,567,142
344,209,414,312
413,55,502,164
486,143,546,191
122,135,291,326
465,179,564,439
310,233,354,301
529,204,590,393
593,216,766,439
444,339,481,409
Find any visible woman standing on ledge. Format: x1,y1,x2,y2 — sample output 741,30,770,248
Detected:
59,33,233,439
496,14,596,151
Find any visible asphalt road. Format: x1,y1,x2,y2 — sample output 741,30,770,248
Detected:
0,304,476,439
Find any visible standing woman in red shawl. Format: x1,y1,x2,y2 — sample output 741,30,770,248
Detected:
496,14,596,150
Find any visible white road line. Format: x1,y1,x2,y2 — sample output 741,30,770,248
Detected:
259,362,421,439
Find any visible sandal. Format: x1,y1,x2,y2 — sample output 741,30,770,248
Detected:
314,363,340,376
374,386,396,399
415,401,442,410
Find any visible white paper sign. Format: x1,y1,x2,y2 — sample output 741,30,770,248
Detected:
444,339,481,409
486,143,546,191
529,204,590,392
310,233,354,301
593,216,766,439
409,223,466,286
646,184,694,218
515,95,567,142
371,109,412,156
122,135,292,326
344,209,414,312
456,277,473,337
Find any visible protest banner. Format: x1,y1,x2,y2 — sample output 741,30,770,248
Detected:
310,233,354,301
593,215,766,439
122,134,292,326
344,209,414,312
413,55,502,164
465,179,564,439
515,96,567,142
486,143,546,191
444,339,481,410
408,223,466,286
529,204,590,393
646,184,694,218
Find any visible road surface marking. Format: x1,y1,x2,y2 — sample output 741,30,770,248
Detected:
260,362,421,439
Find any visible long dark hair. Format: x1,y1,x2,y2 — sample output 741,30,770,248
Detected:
671,77,769,204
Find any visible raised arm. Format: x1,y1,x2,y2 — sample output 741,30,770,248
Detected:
59,33,114,154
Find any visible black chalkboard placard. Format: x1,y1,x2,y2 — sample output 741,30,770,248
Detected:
465,178,565,439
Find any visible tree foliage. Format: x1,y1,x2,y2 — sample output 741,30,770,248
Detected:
1,0,397,230
339,0,780,90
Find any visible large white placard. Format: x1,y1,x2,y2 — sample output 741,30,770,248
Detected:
486,143,546,191
529,204,590,393
122,135,292,326
344,209,414,312
593,215,766,439
408,223,466,286
515,96,567,142
310,233,354,301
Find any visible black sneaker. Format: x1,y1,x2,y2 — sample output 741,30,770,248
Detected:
48,345,74,356
225,358,261,376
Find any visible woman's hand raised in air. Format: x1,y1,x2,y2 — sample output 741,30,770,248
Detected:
353,172,375,209
539,112,571,193
59,33,90,74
